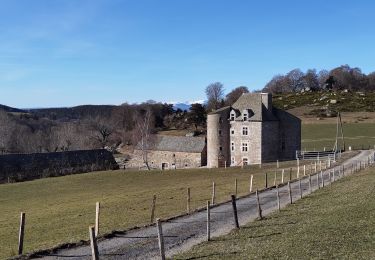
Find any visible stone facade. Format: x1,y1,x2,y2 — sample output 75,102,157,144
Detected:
207,93,301,167
130,135,207,170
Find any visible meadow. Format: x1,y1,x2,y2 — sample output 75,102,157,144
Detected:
0,159,307,259
175,165,375,259
0,121,374,259
301,122,375,151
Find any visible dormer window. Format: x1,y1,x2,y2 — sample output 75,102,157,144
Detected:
243,113,248,121
242,109,249,121
230,112,235,121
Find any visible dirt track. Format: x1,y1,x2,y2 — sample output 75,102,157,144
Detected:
32,150,374,260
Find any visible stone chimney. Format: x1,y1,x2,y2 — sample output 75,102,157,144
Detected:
261,93,272,110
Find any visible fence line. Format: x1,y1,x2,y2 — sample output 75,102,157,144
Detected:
13,152,375,258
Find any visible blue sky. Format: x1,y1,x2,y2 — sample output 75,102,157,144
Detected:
1,0,375,108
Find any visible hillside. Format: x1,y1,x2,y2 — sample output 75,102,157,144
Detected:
0,104,26,113
273,91,375,116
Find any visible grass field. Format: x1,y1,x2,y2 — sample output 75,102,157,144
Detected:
0,159,314,259
0,120,373,259
175,166,375,259
302,122,375,151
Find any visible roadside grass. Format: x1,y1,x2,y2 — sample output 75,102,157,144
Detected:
175,167,375,260
302,122,375,150
0,158,321,259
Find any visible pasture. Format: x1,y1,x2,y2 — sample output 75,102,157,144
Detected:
176,165,375,259
0,120,374,259
302,122,375,151
0,159,310,259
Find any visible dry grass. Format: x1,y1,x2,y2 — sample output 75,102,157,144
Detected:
0,158,316,259
176,166,375,259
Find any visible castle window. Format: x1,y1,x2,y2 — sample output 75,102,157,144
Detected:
220,146,223,151
242,142,248,152
219,130,222,136
230,113,235,121
231,129,235,135
242,157,249,166
243,113,248,121
242,127,248,136
231,142,235,151
231,157,235,165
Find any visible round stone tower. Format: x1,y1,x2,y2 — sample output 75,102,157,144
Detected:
207,113,221,168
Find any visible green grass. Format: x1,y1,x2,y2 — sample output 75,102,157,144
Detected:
0,160,307,259
302,123,375,151
0,121,373,259
175,167,375,260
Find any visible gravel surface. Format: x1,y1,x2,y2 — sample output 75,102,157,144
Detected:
34,150,373,260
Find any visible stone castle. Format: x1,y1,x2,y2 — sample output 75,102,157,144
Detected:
207,93,301,168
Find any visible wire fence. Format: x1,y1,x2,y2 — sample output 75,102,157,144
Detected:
11,151,375,259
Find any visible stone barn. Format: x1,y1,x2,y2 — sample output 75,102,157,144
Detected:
207,93,301,167
132,135,207,170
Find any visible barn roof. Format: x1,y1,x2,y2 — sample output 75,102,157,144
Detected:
136,135,206,153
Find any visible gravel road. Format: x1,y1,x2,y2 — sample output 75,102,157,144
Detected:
35,150,374,260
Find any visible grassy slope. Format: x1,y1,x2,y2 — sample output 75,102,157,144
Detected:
1,160,305,259
302,123,375,150
176,167,375,260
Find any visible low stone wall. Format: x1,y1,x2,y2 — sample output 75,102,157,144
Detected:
0,149,119,183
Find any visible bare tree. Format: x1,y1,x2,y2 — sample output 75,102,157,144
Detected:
205,82,225,112
134,109,153,170
89,117,114,149
225,86,249,105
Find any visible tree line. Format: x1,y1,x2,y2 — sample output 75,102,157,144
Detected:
262,65,375,94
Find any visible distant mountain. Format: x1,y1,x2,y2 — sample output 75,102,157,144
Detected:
0,104,26,113
171,100,205,111
30,105,117,121
173,103,191,111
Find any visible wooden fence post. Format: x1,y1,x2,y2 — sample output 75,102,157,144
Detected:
95,202,100,237
18,212,25,255
256,190,263,219
249,175,253,193
299,178,303,199
156,218,166,260
309,174,312,193
89,225,99,260
187,187,191,213
265,173,268,188
333,169,336,182
317,173,320,189
231,195,240,228
235,178,238,196
150,195,157,223
211,182,216,205
273,170,277,186
289,168,292,181
288,182,292,204
303,165,306,176
297,159,300,178
321,171,325,187
277,160,279,168
281,169,285,183
207,201,211,241
276,185,280,211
